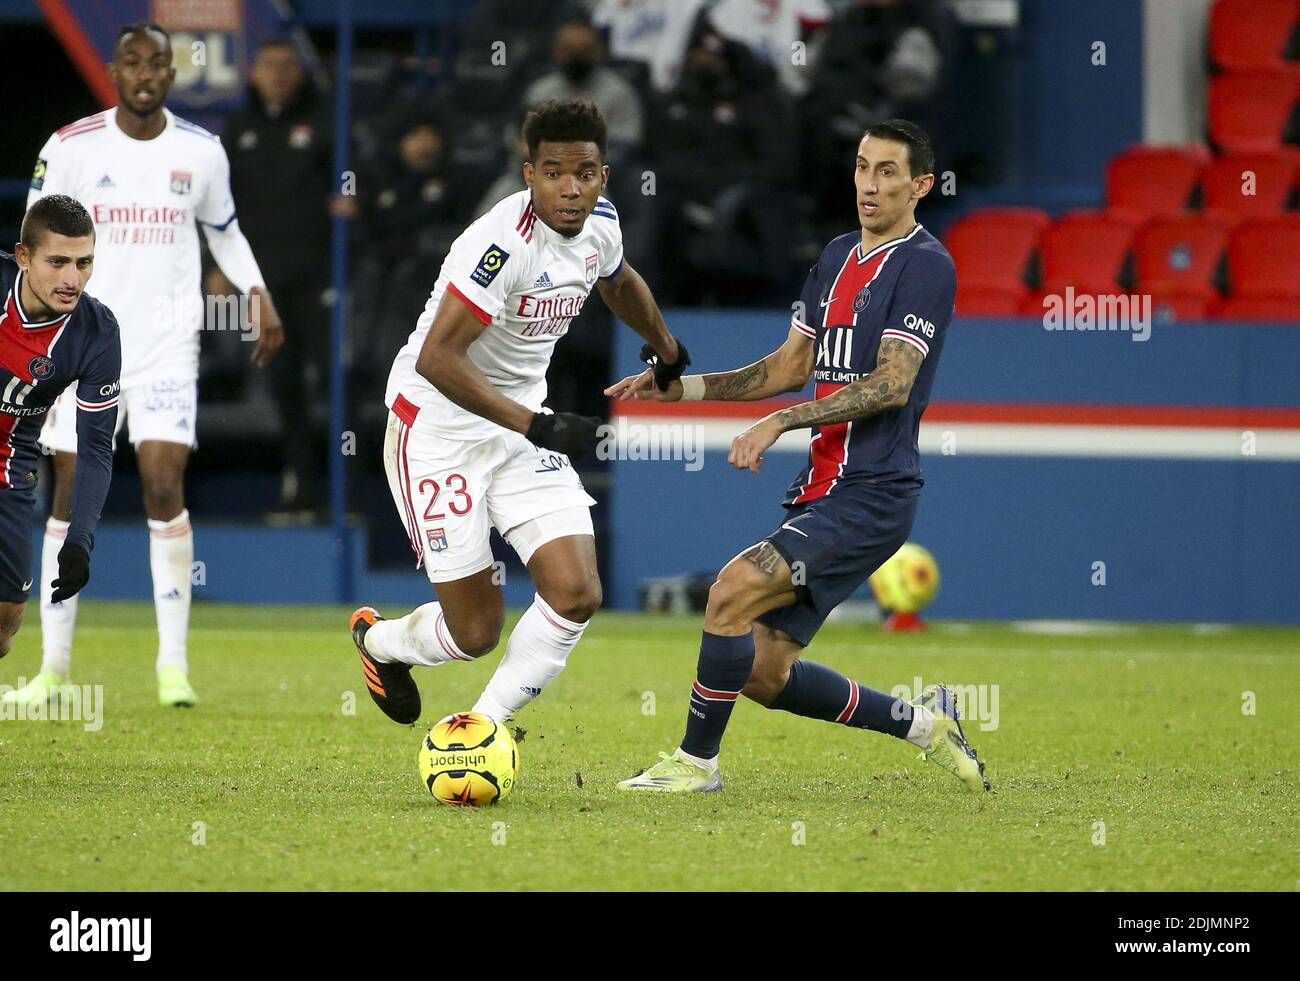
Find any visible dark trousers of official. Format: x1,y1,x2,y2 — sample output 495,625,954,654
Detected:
266,275,330,510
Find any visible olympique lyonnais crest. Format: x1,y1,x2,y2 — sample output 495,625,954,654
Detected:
584,253,598,287
29,356,55,380
170,170,193,195
426,527,449,553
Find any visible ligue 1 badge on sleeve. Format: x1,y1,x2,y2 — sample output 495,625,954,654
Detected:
170,170,193,195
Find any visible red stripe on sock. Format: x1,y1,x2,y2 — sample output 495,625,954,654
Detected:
835,682,860,724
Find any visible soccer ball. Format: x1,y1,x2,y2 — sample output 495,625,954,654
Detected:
419,711,520,806
869,542,940,614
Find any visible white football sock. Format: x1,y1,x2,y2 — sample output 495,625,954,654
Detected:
365,602,475,666
149,509,192,674
906,703,936,749
675,747,718,770
38,517,77,678
473,593,588,723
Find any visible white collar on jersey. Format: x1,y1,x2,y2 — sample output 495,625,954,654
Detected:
855,222,924,264
109,105,174,144
11,271,73,330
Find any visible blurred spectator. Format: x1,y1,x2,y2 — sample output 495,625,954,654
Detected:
706,0,831,95
801,0,952,231
360,111,462,260
351,109,470,393
223,39,334,512
648,26,807,303
592,0,710,92
524,21,645,156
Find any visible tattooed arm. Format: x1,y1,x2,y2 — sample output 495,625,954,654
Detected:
776,337,924,428
604,324,814,402
727,337,926,473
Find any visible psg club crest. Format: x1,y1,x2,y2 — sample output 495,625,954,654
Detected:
170,170,193,195
426,527,449,554
853,285,872,313
28,356,55,380
584,253,599,287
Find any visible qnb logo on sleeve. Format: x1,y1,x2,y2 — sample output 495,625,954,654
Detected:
49,911,151,961
470,244,510,288
904,313,936,338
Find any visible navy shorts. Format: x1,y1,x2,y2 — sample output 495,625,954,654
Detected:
0,488,35,604
755,481,919,647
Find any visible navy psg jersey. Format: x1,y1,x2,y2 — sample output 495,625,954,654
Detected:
783,224,956,506
0,251,120,551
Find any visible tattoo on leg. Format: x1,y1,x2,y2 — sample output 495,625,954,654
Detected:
743,541,785,579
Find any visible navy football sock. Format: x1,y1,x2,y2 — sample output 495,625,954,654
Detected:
769,660,912,739
680,631,756,760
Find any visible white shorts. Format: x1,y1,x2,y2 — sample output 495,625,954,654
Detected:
384,405,596,583
39,375,198,454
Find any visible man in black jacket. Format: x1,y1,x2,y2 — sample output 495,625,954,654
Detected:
223,39,334,511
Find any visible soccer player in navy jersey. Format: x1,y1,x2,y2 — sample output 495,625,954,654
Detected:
610,120,989,793
0,196,121,669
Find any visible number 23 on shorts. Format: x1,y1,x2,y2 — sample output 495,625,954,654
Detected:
418,473,474,522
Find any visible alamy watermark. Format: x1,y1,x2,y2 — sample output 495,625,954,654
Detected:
890,677,999,732
151,288,261,342
596,420,703,471
0,679,103,731
1043,288,1151,342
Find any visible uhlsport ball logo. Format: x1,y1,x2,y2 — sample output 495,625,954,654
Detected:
419,711,519,806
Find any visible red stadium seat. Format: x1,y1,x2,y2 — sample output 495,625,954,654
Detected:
1201,151,1297,224
1105,145,1210,221
1211,295,1300,320
1208,71,1299,153
1208,0,1300,75
955,284,1028,316
1038,210,1137,294
1133,215,1229,299
1224,216,1300,298
944,207,1049,294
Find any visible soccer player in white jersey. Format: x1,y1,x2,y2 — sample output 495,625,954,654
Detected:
351,100,689,726
11,23,284,709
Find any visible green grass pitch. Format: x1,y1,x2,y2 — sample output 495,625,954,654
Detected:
1,601,1296,891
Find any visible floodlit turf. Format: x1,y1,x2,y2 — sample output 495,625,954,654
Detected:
1,601,1296,891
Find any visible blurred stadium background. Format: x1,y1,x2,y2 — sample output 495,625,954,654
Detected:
0,0,1296,624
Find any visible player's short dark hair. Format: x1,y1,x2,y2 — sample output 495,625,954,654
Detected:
116,21,170,53
522,99,607,162
862,119,935,178
20,195,95,251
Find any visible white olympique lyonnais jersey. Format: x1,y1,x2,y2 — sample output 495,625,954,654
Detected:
386,189,624,441
29,107,244,387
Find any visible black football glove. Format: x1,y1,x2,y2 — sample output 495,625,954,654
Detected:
526,412,603,461
640,340,691,392
51,542,91,603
